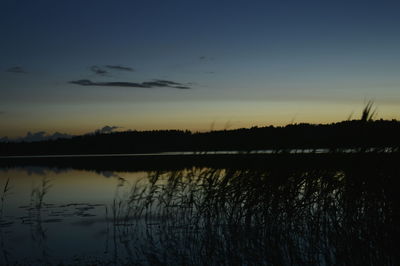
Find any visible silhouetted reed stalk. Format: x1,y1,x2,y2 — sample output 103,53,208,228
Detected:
361,100,377,122
0,178,11,221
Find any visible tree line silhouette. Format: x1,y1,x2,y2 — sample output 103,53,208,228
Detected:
1,119,400,156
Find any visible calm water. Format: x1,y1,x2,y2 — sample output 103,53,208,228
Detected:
0,167,148,265
0,155,399,265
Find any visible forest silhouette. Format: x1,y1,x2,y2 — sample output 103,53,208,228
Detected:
1,102,399,156
1,118,400,156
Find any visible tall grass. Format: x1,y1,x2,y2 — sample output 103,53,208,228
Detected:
108,164,397,265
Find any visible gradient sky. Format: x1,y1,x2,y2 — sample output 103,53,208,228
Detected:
1,0,400,138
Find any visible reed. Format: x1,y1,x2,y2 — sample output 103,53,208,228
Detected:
0,178,11,221
106,162,397,265
361,100,377,122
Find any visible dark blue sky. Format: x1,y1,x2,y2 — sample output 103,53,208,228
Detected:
1,0,400,137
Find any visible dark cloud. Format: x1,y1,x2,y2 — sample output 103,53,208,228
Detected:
70,79,148,88
153,80,181,85
94,125,120,134
141,80,183,87
105,65,134,71
89,65,134,76
0,126,123,143
69,79,192,89
90,66,108,76
6,66,27,74
199,56,214,61
174,85,191,89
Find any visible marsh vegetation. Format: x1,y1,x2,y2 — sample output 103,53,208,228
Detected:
0,152,398,265
108,163,398,265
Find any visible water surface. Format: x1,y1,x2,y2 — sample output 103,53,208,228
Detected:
0,154,398,265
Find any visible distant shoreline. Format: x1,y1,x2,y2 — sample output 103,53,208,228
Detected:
1,119,400,156
0,147,397,159
1,151,399,173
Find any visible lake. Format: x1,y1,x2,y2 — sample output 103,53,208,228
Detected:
0,153,398,265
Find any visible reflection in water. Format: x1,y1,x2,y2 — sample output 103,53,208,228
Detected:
0,157,399,265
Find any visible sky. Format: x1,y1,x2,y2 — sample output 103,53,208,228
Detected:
1,0,400,138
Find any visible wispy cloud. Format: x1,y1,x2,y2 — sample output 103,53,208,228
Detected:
94,125,120,134
199,56,214,61
105,65,134,71
6,66,27,74
89,65,134,76
90,66,108,76
69,79,191,89
0,131,74,143
174,85,192,89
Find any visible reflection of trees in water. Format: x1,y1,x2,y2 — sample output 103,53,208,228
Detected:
110,166,398,265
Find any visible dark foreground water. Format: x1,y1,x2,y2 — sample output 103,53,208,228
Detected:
0,154,399,265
